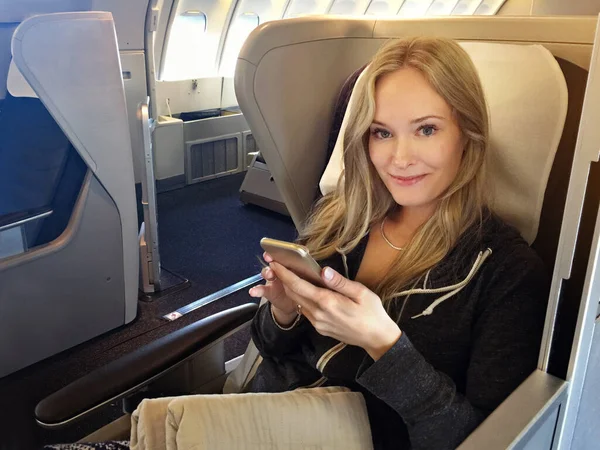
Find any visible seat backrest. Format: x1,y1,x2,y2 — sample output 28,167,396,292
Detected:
234,16,595,272
0,92,72,215
228,17,597,392
0,60,87,247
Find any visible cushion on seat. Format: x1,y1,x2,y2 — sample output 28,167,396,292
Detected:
131,387,372,450
320,43,568,244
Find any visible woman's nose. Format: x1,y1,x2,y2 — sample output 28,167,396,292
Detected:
391,138,415,169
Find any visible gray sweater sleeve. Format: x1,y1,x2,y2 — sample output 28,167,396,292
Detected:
251,302,312,358
355,252,548,450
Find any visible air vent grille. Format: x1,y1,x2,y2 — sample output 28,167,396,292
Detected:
189,137,238,182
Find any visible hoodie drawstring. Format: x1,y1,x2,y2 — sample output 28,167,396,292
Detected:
411,249,493,319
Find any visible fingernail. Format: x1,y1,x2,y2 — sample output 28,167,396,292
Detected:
324,267,334,281
249,288,256,296
265,268,273,278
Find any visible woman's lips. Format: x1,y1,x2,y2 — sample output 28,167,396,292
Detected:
390,174,427,186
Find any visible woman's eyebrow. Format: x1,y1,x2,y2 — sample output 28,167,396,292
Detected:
371,120,389,127
371,115,446,128
410,115,446,124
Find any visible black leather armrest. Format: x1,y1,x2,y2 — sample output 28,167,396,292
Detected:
0,206,53,231
35,303,258,429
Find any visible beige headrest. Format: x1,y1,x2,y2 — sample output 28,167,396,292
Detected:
320,42,568,244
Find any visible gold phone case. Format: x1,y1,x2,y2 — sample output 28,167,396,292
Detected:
260,238,324,287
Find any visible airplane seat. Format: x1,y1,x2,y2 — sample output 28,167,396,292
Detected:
34,16,600,450
230,29,573,401
0,12,139,378
321,56,589,277
233,16,600,450
0,89,87,250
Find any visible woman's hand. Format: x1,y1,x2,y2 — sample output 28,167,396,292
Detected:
269,261,402,361
248,252,298,326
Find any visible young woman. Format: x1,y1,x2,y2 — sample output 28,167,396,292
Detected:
248,37,549,450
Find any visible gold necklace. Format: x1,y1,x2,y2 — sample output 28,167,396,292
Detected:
380,217,404,251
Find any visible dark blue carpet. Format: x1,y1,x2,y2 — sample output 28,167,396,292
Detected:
158,171,297,297
0,172,296,449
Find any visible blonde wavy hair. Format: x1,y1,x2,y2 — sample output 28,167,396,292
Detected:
298,37,490,307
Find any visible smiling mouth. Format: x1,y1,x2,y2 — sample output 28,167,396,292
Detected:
391,175,425,181
389,174,427,185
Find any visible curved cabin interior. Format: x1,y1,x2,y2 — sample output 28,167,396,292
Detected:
1,1,600,448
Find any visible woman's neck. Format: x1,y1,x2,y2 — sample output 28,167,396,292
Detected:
388,204,436,237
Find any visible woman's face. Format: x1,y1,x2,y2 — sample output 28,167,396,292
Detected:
368,67,464,217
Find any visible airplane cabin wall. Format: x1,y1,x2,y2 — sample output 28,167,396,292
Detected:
92,0,151,184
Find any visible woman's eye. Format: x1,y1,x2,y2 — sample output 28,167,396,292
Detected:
372,128,392,139
418,125,437,137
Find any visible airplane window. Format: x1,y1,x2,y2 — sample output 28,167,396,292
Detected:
219,12,260,77
365,0,406,15
474,0,506,14
161,10,211,80
284,0,330,17
427,0,460,15
328,0,371,15
398,0,435,16
451,0,482,15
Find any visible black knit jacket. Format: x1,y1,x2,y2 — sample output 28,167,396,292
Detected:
249,213,550,449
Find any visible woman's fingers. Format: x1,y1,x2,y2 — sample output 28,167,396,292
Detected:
270,262,321,305
249,268,296,314
261,266,277,282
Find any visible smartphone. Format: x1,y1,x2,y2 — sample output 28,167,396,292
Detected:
260,237,325,287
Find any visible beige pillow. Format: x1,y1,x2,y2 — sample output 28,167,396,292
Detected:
320,43,567,244
131,387,373,450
